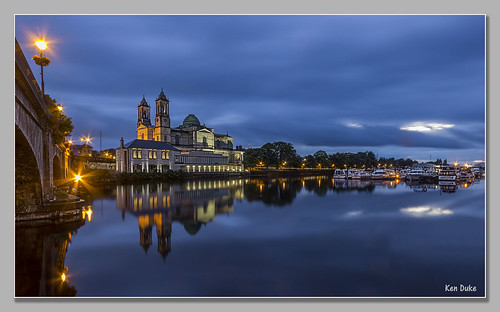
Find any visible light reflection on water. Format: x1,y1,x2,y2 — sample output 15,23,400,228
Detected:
15,177,485,297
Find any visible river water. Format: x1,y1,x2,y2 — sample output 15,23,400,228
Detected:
15,177,485,297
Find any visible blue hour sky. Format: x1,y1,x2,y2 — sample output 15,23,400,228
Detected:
14,14,486,163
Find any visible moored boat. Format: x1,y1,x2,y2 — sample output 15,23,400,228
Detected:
407,168,425,181
438,165,458,182
333,169,347,179
371,169,390,179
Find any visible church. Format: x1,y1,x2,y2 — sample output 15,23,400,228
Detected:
116,89,244,173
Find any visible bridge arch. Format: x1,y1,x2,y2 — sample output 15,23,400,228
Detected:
15,125,43,210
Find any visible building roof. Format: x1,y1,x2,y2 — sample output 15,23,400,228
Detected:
122,139,180,151
138,95,149,107
181,114,201,127
157,88,168,101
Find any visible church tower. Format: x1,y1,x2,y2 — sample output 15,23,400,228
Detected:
137,96,151,128
137,96,154,140
154,88,171,142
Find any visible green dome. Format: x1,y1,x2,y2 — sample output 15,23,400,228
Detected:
182,114,200,127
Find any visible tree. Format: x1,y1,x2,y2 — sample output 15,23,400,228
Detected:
304,155,317,168
273,141,300,167
243,148,264,168
313,150,330,168
260,143,279,168
46,95,74,145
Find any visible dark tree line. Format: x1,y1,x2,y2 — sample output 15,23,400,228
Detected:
244,141,419,169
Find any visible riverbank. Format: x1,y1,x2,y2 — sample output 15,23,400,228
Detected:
70,168,338,185
15,195,86,223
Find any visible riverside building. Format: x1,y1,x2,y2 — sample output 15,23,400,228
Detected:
116,89,244,173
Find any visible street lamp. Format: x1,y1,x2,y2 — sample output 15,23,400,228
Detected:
32,37,51,95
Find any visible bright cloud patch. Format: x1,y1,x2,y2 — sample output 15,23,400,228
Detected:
345,122,363,128
400,122,455,132
400,206,453,217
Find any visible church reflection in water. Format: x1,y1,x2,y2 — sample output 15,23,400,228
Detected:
116,180,245,260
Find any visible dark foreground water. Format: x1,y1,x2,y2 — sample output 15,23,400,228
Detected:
16,177,485,297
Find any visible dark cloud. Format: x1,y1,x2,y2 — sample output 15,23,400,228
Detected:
15,15,485,161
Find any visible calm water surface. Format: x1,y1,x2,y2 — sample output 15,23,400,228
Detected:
16,177,485,297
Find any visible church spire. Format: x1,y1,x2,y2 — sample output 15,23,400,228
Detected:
157,88,167,101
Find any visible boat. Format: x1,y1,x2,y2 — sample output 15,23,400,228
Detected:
350,169,360,179
386,169,396,179
407,168,425,181
350,168,370,179
371,169,390,179
358,170,372,180
438,165,458,182
397,169,410,180
333,169,347,179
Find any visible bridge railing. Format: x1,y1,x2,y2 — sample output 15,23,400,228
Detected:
15,39,48,116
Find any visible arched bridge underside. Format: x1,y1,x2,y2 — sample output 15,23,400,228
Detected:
15,39,65,213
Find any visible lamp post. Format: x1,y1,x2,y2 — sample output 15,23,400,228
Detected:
32,37,50,95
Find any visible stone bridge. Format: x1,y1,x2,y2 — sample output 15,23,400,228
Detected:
15,39,67,212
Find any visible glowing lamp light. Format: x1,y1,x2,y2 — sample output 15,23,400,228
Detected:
74,174,82,182
57,105,63,111
35,38,47,51
61,273,66,282
82,207,93,221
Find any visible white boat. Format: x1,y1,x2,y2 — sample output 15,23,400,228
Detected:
350,169,360,179
407,168,425,181
438,166,458,181
386,169,396,179
333,169,347,179
397,169,410,179
354,170,372,180
371,169,390,179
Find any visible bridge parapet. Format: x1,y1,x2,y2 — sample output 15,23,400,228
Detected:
15,39,67,213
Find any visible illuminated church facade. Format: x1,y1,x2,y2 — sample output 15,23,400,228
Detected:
116,89,244,173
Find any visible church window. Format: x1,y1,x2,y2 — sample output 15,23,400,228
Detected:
133,149,137,159
175,135,179,145
164,135,167,141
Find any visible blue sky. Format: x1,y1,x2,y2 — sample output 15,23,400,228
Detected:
15,15,485,163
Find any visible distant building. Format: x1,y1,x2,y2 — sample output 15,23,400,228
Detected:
70,143,93,157
116,138,180,173
116,89,244,173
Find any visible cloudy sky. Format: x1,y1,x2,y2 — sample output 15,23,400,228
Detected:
15,15,485,163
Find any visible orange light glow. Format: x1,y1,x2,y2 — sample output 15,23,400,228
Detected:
61,273,66,282
74,174,82,182
82,207,93,221
35,38,47,51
